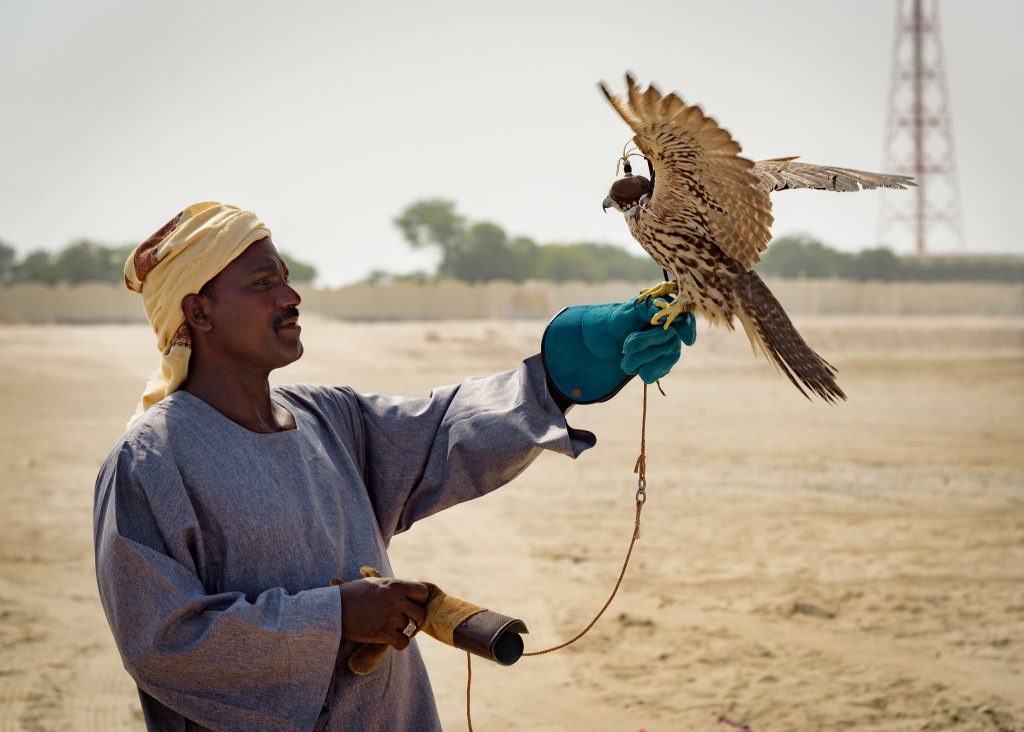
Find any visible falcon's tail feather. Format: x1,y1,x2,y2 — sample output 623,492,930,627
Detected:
734,270,846,403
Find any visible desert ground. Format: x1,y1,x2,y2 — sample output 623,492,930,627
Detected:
0,315,1022,731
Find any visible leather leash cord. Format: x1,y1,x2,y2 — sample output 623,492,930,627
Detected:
465,383,650,731
466,651,474,732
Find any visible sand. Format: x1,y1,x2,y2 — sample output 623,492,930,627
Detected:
0,315,1022,731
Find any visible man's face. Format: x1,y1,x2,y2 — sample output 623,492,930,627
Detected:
197,237,304,371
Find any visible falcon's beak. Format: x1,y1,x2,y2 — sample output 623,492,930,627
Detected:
602,196,613,213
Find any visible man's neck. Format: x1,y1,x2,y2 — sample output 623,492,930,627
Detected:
182,360,295,434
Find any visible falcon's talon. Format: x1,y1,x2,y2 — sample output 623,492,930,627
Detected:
635,281,678,302
650,298,688,330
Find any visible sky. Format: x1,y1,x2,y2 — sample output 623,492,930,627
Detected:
1,0,1020,286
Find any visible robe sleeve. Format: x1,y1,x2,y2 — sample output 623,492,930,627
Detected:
93,440,341,732
347,353,595,542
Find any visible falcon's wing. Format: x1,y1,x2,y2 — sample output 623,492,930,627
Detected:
753,157,916,193
600,74,773,270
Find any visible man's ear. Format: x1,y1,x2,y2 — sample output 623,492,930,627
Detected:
181,293,214,333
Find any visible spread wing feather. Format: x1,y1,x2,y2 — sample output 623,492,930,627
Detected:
753,158,916,193
600,74,775,270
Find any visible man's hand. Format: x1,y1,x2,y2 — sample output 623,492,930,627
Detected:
339,578,429,651
541,296,697,405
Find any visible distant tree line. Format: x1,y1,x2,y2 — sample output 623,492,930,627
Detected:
3,212,1019,287
372,199,661,284
756,234,1024,283
0,239,317,286
382,200,1023,285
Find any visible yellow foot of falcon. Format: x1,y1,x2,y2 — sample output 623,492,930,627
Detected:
636,281,678,302
650,298,691,330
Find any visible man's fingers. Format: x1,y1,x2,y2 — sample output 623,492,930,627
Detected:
400,598,428,628
671,311,698,346
638,351,680,384
401,581,430,604
388,631,411,651
622,326,676,354
621,338,681,375
339,578,430,647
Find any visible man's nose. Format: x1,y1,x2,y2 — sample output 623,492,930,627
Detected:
279,280,301,307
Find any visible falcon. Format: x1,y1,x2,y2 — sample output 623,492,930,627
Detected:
600,74,914,402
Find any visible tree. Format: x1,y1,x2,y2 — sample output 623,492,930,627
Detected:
757,234,850,278
109,244,135,277
393,199,466,277
389,199,1018,285
13,250,58,284
0,240,15,285
364,269,433,285
448,222,531,282
280,251,317,283
393,199,662,283
52,240,121,284
849,247,903,281
534,244,601,282
509,236,539,280
530,242,660,282
0,239,319,287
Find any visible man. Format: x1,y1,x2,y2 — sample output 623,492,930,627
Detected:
94,202,695,732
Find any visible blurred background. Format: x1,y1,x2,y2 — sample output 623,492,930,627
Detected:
1,0,1022,290
0,2,1021,731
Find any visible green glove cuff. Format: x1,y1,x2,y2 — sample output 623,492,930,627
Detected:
541,306,635,405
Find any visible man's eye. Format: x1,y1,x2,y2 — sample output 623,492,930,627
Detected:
254,279,271,287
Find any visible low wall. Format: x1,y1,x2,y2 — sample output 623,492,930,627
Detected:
762,279,1024,317
304,279,1024,320
1,279,1021,324
0,282,147,324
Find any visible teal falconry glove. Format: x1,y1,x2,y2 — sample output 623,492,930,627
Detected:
542,297,697,405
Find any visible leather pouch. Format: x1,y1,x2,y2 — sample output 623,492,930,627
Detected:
450,608,528,666
344,573,528,674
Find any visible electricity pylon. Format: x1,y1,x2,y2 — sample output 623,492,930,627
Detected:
879,0,965,254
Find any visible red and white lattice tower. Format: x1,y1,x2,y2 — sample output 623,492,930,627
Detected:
878,0,965,254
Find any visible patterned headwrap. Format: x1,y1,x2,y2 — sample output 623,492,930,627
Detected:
124,202,271,425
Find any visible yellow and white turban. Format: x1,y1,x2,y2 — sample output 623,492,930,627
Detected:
124,202,271,425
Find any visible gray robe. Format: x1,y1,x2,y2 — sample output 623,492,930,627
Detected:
94,355,593,732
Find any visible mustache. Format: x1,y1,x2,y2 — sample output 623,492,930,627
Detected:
274,307,300,329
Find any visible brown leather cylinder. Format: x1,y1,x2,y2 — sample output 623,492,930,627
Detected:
451,610,529,666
